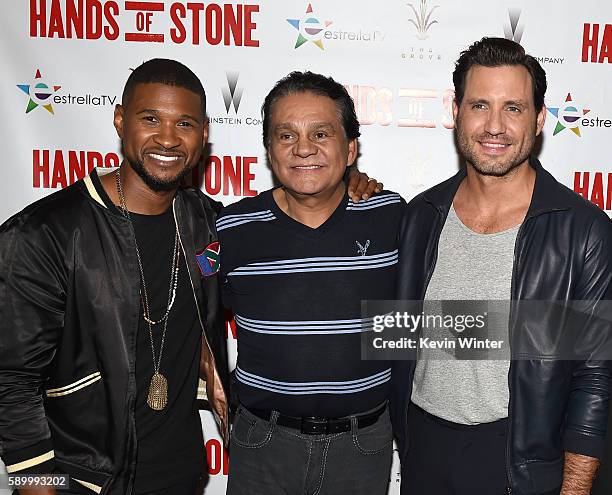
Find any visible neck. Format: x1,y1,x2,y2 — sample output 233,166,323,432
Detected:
101,162,176,215
273,183,346,229
456,160,535,216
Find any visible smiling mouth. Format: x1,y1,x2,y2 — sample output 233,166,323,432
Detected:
147,153,183,163
479,141,511,151
292,165,322,170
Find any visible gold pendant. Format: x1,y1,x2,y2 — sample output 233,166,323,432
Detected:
147,372,168,410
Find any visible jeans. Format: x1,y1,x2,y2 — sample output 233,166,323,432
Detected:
227,404,393,495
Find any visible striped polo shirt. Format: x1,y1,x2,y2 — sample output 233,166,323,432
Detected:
218,188,405,417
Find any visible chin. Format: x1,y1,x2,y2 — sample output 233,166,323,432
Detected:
471,161,522,177
131,160,191,192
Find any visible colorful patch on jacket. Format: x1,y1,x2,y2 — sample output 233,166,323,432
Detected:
196,241,220,277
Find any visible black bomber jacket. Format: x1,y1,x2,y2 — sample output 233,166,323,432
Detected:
391,158,612,494
0,170,229,494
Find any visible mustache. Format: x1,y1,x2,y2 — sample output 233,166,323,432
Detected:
474,133,512,144
145,150,186,157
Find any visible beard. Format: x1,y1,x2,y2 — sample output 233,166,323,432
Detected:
455,118,536,178
124,151,195,192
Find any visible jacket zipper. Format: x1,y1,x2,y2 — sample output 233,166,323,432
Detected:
406,207,445,437
506,219,526,494
172,200,227,410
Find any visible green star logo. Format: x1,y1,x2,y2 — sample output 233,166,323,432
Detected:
17,69,61,114
547,93,590,137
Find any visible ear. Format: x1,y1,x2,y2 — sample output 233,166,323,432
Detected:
113,104,124,139
202,118,210,147
452,98,459,127
535,105,547,136
346,139,358,167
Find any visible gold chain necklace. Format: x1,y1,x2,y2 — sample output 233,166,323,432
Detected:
115,169,180,410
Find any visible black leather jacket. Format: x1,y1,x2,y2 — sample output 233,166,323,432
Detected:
392,158,612,494
0,171,229,494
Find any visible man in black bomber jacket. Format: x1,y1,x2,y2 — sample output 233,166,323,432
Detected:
392,38,612,495
0,58,379,495
0,59,231,495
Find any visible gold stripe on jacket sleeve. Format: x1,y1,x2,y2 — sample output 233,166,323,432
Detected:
5,450,55,473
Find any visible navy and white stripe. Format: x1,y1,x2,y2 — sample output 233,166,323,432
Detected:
235,314,375,335
236,367,391,395
216,210,276,232
228,249,398,276
347,193,402,211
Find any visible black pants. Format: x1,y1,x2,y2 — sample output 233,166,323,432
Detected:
135,476,202,495
401,403,560,495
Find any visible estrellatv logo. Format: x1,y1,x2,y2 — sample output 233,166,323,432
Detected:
287,3,332,50
17,69,61,114
547,93,590,137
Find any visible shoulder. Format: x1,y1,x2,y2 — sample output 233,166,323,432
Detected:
539,170,611,236
557,181,609,222
0,182,93,274
216,190,274,234
346,190,406,214
403,190,437,220
1,181,89,236
218,191,270,217
178,186,224,214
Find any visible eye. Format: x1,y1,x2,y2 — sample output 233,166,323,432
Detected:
314,131,328,139
142,115,158,124
178,120,194,127
279,133,294,141
472,103,487,110
507,106,521,113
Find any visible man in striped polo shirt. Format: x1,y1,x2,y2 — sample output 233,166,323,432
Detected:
220,72,405,494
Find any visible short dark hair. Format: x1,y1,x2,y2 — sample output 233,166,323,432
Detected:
453,37,547,112
122,58,206,115
261,71,360,149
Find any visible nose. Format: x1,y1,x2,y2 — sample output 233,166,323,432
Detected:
293,135,317,158
153,122,180,149
483,108,506,136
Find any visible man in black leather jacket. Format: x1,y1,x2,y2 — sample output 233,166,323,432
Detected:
392,38,612,495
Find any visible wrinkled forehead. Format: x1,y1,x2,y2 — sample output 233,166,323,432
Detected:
270,91,345,129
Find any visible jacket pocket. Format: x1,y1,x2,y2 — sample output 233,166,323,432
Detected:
55,458,112,494
44,370,113,474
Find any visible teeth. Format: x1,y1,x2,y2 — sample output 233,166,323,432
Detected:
295,165,320,169
481,143,508,148
150,154,180,162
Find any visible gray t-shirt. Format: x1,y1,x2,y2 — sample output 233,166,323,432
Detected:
411,205,519,424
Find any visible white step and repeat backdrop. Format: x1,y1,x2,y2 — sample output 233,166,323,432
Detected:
1,1,610,494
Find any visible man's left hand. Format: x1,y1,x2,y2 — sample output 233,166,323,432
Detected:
347,168,383,202
200,337,229,445
206,367,229,445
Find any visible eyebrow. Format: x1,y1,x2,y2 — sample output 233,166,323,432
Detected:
504,100,528,107
274,122,336,131
465,98,529,108
136,109,201,122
